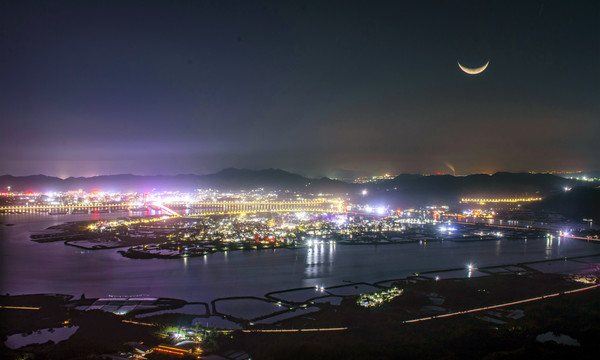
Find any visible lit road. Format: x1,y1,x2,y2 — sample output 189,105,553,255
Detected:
563,235,600,243
241,327,348,333
403,284,599,324
0,305,40,310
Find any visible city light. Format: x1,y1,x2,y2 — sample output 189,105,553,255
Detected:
358,287,403,308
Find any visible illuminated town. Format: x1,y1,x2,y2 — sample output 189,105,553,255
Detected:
3,185,600,359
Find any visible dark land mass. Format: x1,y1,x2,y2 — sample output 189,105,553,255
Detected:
221,273,600,360
222,291,600,360
0,294,162,360
369,172,580,206
532,187,600,223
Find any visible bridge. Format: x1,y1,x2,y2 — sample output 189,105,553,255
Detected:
0,199,344,216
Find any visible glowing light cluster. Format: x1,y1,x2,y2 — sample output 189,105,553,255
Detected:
358,287,403,308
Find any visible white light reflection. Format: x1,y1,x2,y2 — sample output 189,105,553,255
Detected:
546,235,553,258
467,264,475,278
305,240,336,278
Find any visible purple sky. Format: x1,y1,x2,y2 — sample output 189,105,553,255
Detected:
1,1,598,178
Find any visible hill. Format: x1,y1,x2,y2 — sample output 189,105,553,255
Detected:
0,171,591,208
0,169,350,193
532,187,600,222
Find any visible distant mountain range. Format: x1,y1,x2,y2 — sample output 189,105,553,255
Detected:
1,168,594,198
0,168,350,194
3,168,599,220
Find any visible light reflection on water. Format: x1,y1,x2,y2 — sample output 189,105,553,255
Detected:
1,214,600,303
305,242,336,278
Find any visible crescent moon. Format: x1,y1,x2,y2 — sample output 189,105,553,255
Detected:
457,60,489,75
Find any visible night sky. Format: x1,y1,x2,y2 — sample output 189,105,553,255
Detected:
1,0,598,178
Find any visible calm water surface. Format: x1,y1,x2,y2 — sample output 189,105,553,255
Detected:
1,214,599,302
